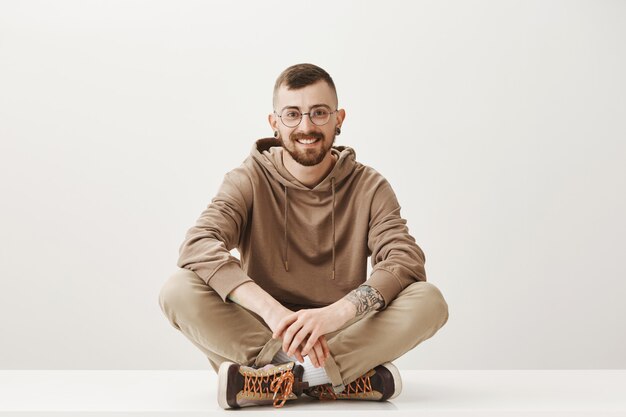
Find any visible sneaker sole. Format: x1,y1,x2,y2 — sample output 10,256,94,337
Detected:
381,362,402,400
217,361,236,409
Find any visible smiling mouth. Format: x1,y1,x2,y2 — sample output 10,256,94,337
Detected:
296,138,320,145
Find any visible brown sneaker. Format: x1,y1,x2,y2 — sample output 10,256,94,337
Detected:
303,362,401,401
217,361,309,409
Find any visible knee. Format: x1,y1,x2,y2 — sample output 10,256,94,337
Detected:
403,281,449,328
423,282,449,328
158,268,199,319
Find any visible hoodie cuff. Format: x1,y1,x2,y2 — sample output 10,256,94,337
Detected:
366,268,407,310
207,262,254,303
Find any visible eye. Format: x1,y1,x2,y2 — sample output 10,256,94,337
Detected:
284,110,300,119
312,108,329,117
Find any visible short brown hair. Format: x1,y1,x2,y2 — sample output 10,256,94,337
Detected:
272,63,338,109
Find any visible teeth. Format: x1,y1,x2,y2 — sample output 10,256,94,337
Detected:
297,138,318,144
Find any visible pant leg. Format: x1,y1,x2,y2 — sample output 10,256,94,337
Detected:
158,268,282,372
321,280,450,393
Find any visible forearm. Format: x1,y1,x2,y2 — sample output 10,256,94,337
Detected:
337,284,385,320
227,281,286,323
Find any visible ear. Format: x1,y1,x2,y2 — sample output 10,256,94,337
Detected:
336,108,346,129
268,113,279,131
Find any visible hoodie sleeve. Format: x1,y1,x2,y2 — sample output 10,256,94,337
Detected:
366,176,427,309
177,168,254,302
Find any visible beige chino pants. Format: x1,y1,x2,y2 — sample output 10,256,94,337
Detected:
159,267,449,393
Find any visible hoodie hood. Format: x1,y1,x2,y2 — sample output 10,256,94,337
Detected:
250,137,357,280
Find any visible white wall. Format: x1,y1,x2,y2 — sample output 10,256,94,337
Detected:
1,0,624,370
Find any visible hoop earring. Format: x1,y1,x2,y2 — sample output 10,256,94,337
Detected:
335,127,341,135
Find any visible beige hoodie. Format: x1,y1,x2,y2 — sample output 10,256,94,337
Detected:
177,137,427,310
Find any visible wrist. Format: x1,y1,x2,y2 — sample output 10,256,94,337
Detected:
263,301,289,323
331,298,357,322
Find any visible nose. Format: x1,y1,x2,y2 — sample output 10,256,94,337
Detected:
299,112,316,130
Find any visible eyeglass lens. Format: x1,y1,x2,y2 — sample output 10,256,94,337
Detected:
280,107,332,127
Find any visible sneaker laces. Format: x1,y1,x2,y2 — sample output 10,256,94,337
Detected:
316,372,374,400
345,373,373,395
241,368,295,408
316,384,338,400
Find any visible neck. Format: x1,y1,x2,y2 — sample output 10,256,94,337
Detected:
282,150,338,188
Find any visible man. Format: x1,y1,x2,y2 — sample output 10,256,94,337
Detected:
159,63,449,409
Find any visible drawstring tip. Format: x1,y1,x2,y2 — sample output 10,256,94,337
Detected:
331,270,335,280
284,260,289,271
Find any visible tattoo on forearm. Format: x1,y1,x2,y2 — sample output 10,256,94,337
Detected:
344,285,385,317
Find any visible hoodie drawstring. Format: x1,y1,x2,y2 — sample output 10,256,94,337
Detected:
283,186,289,271
331,177,336,280
282,177,337,280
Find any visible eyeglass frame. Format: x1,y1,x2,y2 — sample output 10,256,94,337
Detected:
273,105,339,128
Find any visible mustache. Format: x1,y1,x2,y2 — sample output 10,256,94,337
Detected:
290,131,324,141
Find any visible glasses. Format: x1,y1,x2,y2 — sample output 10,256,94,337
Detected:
274,106,338,128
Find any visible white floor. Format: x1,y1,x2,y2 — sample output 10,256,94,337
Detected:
1,370,625,416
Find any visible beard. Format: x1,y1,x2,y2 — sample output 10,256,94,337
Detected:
279,130,336,167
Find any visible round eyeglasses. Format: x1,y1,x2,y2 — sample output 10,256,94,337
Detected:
274,106,338,128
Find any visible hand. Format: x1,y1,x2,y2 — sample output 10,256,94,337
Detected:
227,282,333,367
273,302,354,364
265,305,330,367
298,334,330,368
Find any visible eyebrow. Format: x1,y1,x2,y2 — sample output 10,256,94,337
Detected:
279,104,333,112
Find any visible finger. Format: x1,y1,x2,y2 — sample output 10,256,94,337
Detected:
287,326,310,356
293,345,305,363
300,331,320,357
273,314,298,339
282,321,304,353
277,312,300,337
312,341,325,367
307,342,320,367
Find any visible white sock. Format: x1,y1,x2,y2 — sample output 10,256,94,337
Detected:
272,349,331,387
272,348,295,364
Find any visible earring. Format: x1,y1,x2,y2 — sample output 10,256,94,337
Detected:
273,130,278,138
336,127,341,135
